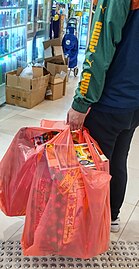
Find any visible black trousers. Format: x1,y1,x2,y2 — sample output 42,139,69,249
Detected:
84,107,139,220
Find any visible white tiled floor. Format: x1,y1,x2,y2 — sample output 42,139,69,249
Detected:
0,49,139,248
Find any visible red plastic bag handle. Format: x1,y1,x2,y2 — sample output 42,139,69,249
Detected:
40,120,68,131
84,130,103,154
83,130,102,171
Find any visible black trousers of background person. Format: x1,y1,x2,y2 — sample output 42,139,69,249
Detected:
49,17,60,39
84,107,139,221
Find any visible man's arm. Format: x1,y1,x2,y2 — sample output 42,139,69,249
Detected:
72,0,131,113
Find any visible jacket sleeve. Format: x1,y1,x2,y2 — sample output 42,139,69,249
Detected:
72,0,131,113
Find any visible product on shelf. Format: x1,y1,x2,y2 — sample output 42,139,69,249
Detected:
0,60,2,84
0,32,5,54
0,57,6,83
4,31,9,52
0,31,10,54
0,0,25,7
28,6,32,22
20,9,24,24
37,4,43,20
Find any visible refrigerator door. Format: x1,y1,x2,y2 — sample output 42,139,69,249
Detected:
36,0,46,32
27,0,51,63
79,0,91,49
27,38,33,63
36,36,45,61
27,0,35,34
0,0,27,105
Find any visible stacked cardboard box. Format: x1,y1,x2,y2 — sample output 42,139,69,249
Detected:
6,67,50,109
43,38,68,100
46,73,67,101
46,77,64,101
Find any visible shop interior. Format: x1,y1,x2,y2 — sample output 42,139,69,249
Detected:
0,0,139,268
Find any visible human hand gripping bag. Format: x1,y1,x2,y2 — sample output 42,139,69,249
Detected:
21,124,111,258
0,124,65,216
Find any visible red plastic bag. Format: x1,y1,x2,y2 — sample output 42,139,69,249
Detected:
21,126,111,258
40,119,67,130
0,120,73,216
0,126,62,216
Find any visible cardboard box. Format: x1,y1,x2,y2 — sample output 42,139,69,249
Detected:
6,67,49,92
53,46,64,57
44,55,67,65
6,86,47,109
46,77,63,101
44,46,53,59
46,61,68,77
43,38,61,51
49,73,67,96
53,45,65,63
6,67,50,108
43,38,66,65
32,66,48,78
6,67,49,91
44,56,68,84
43,40,68,84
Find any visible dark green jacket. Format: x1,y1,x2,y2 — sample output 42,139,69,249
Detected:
72,0,131,113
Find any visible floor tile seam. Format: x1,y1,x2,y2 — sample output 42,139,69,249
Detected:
17,114,41,122
0,129,15,137
125,199,139,207
131,141,139,146
118,202,139,242
124,201,138,207
128,166,139,172
5,224,24,242
17,112,65,120
13,114,42,121
6,112,67,122
0,114,40,124
0,130,14,138
0,110,26,123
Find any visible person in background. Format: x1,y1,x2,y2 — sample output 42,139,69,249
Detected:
67,0,139,232
49,2,60,39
